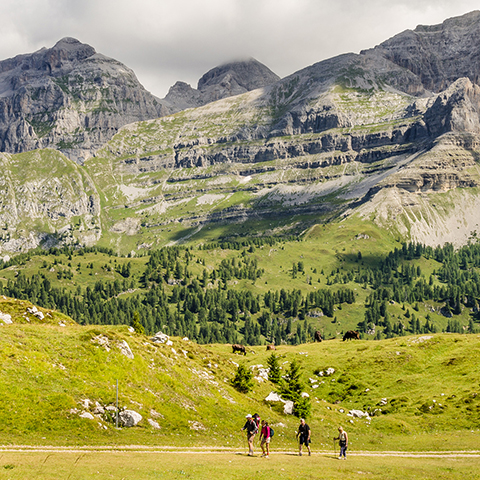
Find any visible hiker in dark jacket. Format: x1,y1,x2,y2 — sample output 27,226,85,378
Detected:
296,418,311,456
241,414,258,456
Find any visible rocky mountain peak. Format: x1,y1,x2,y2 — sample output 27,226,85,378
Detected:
0,38,170,162
197,57,280,92
163,58,280,113
50,37,96,61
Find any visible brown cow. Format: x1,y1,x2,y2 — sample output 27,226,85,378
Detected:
266,345,276,351
314,331,322,342
232,344,246,355
343,330,360,341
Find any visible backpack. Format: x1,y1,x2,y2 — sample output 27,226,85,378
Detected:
269,427,274,438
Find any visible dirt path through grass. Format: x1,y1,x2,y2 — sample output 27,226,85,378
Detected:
1,446,480,457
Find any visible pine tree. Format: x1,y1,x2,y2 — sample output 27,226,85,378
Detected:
266,353,282,383
130,311,145,335
279,359,304,402
231,364,254,393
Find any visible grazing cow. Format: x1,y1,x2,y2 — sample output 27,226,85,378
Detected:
343,330,360,341
266,345,276,351
314,330,323,342
232,344,246,355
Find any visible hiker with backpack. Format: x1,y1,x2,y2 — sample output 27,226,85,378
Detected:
241,414,258,456
259,420,274,458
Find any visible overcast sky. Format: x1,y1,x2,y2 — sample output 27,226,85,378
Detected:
1,0,479,98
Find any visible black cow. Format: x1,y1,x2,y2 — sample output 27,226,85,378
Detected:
343,330,360,341
232,344,247,355
314,331,323,342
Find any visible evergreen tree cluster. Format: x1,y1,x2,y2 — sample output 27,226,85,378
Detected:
1,240,480,345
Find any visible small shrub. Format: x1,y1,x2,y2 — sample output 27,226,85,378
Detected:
231,364,254,393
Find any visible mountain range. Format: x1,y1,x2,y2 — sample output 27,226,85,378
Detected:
1,10,480,254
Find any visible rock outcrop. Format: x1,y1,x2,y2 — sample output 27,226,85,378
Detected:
0,37,170,163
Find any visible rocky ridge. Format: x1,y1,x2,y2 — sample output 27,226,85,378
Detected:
163,58,280,113
3,12,480,252
0,37,171,163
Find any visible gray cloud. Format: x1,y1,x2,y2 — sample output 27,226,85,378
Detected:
0,0,479,97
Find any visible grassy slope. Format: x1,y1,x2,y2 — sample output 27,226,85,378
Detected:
2,304,480,452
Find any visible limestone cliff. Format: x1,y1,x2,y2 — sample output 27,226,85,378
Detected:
0,37,170,163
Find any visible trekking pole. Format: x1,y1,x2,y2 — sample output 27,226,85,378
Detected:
333,438,336,457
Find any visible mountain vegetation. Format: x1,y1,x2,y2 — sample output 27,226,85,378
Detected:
1,226,480,344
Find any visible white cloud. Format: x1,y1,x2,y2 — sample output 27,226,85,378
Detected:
0,0,478,97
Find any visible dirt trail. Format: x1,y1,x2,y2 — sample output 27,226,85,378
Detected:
1,446,479,457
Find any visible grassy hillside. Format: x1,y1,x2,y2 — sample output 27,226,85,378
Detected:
1,302,480,452
1,225,479,346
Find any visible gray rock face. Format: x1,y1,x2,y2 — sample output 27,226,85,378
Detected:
0,37,170,163
364,10,480,93
163,58,280,113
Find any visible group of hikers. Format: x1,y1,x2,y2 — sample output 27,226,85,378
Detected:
242,414,348,459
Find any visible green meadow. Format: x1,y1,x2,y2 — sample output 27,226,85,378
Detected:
1,450,479,480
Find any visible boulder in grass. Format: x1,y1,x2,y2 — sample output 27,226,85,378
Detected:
284,400,294,415
265,392,286,403
119,409,142,427
118,340,134,359
79,411,95,420
151,332,171,344
348,409,370,419
0,312,12,324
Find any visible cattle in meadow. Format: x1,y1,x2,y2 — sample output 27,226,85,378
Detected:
266,345,276,351
343,330,360,341
314,331,323,342
232,344,247,355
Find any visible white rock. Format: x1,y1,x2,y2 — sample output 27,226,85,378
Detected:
325,368,335,376
0,312,12,324
182,337,189,341
79,411,95,420
118,340,134,359
348,409,370,419
284,400,294,415
189,420,206,431
34,311,44,320
265,392,286,403
128,326,135,333
151,332,170,344
80,399,92,409
301,392,310,398
166,340,173,346
119,409,142,427
148,418,161,429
